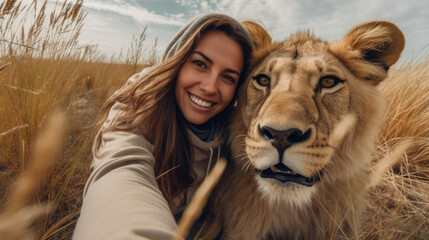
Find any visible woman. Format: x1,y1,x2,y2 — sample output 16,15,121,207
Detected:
73,13,254,239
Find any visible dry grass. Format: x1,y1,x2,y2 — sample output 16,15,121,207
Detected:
1,1,428,240
0,1,156,239
175,158,227,240
0,110,65,240
361,58,429,240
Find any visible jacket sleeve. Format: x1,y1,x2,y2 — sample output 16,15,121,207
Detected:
72,108,178,240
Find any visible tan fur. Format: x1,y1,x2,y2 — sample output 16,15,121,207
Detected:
240,21,272,50
201,21,405,239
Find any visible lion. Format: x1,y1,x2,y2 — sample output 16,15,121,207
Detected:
197,21,406,239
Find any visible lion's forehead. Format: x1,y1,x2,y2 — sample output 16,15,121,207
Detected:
268,44,339,70
259,53,343,90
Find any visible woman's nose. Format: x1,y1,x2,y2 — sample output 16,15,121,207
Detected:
200,74,218,94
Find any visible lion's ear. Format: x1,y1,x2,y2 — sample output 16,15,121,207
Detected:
344,21,405,67
330,21,405,84
241,21,271,49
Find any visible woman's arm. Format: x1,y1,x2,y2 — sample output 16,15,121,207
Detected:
73,128,177,240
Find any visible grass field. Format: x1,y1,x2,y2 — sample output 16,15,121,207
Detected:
0,1,155,239
0,0,428,239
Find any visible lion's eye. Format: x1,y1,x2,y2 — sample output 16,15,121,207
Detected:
253,74,270,87
319,76,343,88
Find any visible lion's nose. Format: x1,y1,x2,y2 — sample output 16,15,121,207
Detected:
258,125,311,156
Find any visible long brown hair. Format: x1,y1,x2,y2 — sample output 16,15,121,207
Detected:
94,16,253,208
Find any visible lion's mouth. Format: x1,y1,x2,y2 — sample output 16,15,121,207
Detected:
259,162,322,187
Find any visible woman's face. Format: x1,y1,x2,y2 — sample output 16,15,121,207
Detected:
175,30,244,125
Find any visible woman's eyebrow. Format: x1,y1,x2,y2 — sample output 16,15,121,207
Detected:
192,51,241,76
224,69,240,76
193,51,212,64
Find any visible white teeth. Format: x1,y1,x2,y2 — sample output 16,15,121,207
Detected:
270,166,297,175
190,94,213,108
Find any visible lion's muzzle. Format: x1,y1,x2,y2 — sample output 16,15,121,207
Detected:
258,125,312,156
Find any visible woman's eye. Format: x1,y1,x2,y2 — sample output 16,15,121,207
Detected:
253,74,270,87
223,75,236,84
193,60,207,70
319,75,342,88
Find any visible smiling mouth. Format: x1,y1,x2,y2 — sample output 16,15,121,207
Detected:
259,162,322,187
189,93,214,108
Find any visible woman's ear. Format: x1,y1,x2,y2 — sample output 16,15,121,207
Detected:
241,21,272,50
330,21,405,84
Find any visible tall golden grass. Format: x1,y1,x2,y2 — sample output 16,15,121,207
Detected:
1,0,428,240
0,0,156,239
360,58,429,239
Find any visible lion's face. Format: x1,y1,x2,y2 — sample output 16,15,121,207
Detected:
242,39,352,205
231,22,405,206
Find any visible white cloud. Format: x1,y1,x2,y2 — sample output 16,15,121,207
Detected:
83,0,186,26
175,0,300,39
74,0,428,63
173,0,428,63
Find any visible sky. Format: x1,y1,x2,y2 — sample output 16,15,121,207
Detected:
61,0,429,64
